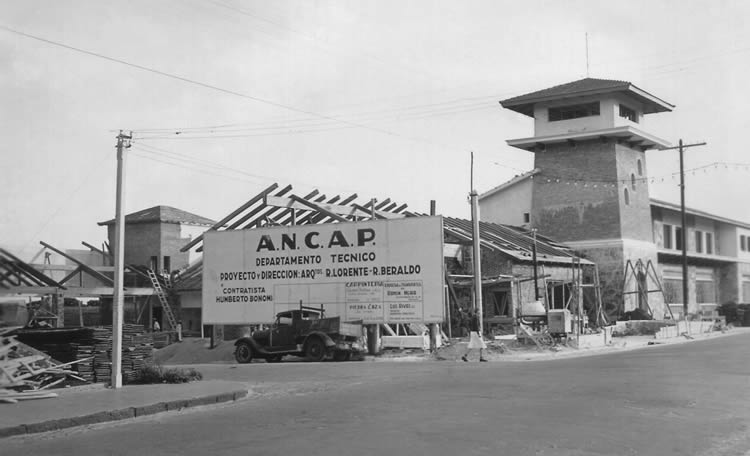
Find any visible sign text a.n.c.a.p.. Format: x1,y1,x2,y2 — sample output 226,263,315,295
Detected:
201,216,445,325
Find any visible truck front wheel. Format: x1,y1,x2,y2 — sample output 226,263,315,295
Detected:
305,338,326,362
235,342,254,364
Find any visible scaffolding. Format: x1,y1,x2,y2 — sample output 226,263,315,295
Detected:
622,259,674,320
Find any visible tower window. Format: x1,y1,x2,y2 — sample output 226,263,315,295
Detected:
624,188,630,205
619,104,638,123
631,173,636,190
523,212,530,223
548,102,600,122
637,159,643,176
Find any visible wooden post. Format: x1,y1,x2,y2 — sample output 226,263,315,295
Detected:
366,324,380,354
53,292,64,328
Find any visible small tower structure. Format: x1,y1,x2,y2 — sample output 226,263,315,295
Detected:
498,78,674,317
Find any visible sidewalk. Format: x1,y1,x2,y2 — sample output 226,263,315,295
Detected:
0,380,249,439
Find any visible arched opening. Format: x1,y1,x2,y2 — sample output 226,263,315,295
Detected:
631,173,636,190
624,188,630,205
637,159,643,176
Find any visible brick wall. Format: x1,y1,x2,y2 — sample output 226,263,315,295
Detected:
531,139,653,243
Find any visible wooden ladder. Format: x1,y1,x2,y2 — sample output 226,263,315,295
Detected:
146,269,178,330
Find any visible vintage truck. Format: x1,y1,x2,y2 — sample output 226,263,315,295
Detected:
234,305,364,363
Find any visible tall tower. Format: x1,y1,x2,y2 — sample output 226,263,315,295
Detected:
500,78,674,316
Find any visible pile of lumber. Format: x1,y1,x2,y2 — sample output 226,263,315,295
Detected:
0,327,90,402
8,325,154,386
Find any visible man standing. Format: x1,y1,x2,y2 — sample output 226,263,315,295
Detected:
462,309,487,362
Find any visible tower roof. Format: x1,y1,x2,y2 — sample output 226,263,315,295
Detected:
98,205,216,226
500,78,674,117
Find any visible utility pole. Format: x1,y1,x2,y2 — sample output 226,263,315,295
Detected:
111,130,131,389
660,139,706,332
532,228,540,301
469,152,483,336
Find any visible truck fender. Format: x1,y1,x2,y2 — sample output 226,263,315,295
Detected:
304,331,335,349
234,337,271,356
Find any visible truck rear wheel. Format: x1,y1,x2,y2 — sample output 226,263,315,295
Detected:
235,342,254,364
305,337,326,362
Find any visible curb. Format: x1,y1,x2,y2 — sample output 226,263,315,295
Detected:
0,389,248,439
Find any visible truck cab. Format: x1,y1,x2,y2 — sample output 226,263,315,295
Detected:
234,305,363,363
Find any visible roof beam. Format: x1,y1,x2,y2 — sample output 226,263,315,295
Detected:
290,194,348,223
81,241,112,259
38,241,111,286
226,184,293,230
180,182,279,252
0,248,64,288
308,194,359,224
266,195,370,219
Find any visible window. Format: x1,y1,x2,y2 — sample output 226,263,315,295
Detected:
523,212,530,223
695,231,703,253
696,280,716,304
163,256,171,272
619,104,638,123
624,188,630,205
675,227,683,251
548,102,600,121
150,256,158,271
631,173,636,191
663,278,683,304
637,159,643,176
706,233,713,254
742,279,750,302
663,225,672,249
742,235,747,252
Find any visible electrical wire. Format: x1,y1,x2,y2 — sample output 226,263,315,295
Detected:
0,23,448,147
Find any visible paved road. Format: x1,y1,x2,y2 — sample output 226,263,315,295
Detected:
6,332,750,455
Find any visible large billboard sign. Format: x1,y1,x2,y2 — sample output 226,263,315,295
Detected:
202,216,445,324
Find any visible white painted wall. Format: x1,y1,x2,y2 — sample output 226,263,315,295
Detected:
533,94,645,137
180,224,208,264
717,224,737,257
478,179,533,226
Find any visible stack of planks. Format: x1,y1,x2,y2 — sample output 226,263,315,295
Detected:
0,327,91,402
5,324,154,388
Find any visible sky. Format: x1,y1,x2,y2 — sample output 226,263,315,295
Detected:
1,0,749,260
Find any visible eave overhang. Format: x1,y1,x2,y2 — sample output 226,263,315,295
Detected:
506,126,671,152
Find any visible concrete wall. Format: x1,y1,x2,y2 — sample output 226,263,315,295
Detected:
533,96,615,136
107,222,192,271
717,224,737,257
478,179,532,227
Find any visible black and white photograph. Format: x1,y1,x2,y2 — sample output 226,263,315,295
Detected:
1,1,749,454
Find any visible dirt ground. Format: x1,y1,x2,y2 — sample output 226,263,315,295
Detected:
154,328,744,365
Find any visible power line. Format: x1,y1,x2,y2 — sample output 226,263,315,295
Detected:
131,94,503,134
129,143,361,195
0,23,441,146
133,103,495,140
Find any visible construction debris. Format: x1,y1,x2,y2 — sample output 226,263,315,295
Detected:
0,328,86,399
4,324,154,391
